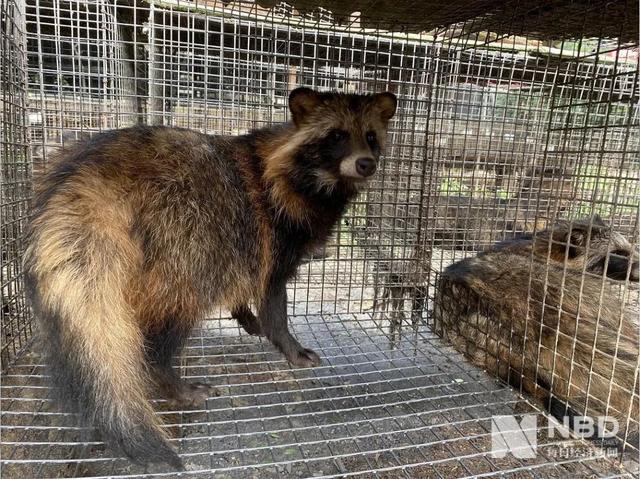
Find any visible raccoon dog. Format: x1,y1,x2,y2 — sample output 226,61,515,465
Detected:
24,88,397,467
434,217,639,442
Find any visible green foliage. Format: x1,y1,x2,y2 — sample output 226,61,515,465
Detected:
438,176,510,200
570,164,639,217
438,178,471,196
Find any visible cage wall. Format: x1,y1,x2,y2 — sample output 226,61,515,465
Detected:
25,0,437,318
1,0,32,369
1,0,639,477
425,29,640,456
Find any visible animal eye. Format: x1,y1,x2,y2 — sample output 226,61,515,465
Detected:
611,249,629,257
330,129,348,142
367,131,376,145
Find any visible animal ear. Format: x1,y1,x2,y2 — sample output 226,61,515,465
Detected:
562,225,591,259
289,88,322,126
548,226,583,259
372,92,397,122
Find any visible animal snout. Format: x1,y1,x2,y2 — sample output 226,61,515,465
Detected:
355,157,376,177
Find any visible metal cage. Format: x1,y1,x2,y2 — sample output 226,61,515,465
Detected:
1,0,638,477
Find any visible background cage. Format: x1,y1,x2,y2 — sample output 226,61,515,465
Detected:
1,0,639,477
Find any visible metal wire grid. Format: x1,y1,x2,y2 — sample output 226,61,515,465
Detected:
424,20,640,461
0,0,637,477
424,38,639,251
26,0,136,173
23,0,437,318
0,315,632,478
1,0,33,369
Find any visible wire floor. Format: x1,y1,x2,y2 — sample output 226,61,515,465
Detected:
0,314,632,478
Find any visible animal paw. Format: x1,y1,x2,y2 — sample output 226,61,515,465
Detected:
286,347,322,368
167,381,211,408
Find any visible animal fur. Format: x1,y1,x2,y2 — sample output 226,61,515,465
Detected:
434,217,639,444
23,88,397,467
492,216,639,281
371,247,431,331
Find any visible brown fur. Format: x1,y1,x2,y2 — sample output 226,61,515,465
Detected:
494,216,639,281
261,92,393,223
434,217,639,445
371,247,431,333
24,88,396,467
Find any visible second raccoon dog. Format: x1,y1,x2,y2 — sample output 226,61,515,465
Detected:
492,216,639,282
24,88,397,468
434,218,639,443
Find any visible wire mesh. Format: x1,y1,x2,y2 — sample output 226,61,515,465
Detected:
425,22,639,463
0,0,639,477
1,0,33,370
1,317,633,478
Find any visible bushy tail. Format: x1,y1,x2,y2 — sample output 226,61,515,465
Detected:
24,205,182,469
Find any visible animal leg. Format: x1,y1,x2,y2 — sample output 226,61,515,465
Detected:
232,304,263,336
145,321,210,408
259,282,321,367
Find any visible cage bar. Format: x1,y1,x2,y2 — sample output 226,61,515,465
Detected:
1,0,638,477
1,0,33,371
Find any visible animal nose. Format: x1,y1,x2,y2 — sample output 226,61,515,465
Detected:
355,157,376,177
